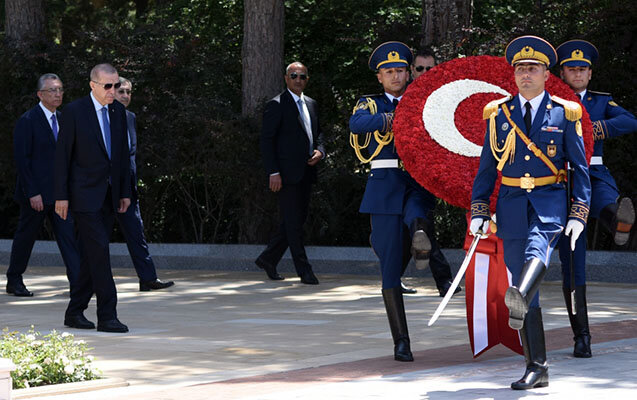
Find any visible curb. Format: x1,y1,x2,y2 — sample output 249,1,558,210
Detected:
12,377,128,399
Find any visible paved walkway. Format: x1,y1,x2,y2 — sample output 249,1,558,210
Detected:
1,265,636,399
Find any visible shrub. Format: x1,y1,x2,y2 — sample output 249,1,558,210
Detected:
0,327,101,389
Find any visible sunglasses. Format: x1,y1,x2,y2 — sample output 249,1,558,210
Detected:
92,80,122,90
289,73,307,80
415,65,433,72
117,89,132,95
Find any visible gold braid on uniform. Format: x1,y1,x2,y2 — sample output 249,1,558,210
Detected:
592,120,606,141
349,97,394,163
471,200,490,220
483,96,515,171
551,96,584,137
570,200,589,225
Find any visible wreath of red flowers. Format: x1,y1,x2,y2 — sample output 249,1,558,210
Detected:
393,55,594,211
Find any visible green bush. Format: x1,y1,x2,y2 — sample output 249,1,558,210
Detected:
0,327,101,389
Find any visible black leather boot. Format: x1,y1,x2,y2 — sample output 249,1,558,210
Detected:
511,307,549,390
599,197,635,246
409,218,431,270
563,285,592,358
382,287,414,362
505,258,546,330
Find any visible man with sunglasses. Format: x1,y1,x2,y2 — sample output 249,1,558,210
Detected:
55,63,132,333
410,48,436,80
6,73,81,297
113,77,174,292
256,62,325,284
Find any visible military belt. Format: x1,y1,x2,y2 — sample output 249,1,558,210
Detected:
501,171,566,190
590,156,603,166
370,159,403,169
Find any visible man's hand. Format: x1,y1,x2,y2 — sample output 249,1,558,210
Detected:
307,150,323,166
55,200,68,220
29,195,44,212
269,174,282,192
118,198,131,213
469,217,490,236
565,220,585,251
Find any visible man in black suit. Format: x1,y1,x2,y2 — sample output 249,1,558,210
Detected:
55,63,131,333
256,62,325,284
6,73,81,297
114,77,174,291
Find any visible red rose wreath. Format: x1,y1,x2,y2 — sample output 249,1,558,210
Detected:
393,55,594,211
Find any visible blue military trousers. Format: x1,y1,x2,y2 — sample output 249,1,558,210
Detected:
502,204,564,308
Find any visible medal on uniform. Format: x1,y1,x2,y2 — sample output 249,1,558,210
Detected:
501,122,509,131
547,145,557,157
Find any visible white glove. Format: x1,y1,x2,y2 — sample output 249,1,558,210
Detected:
470,218,489,236
565,220,585,251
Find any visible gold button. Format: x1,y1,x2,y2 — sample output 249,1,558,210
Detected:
550,139,554,144
370,173,374,177
527,189,532,193
525,155,530,161
524,173,530,177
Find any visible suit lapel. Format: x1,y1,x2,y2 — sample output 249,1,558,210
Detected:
83,96,109,158
530,92,549,136
509,96,526,134
34,105,56,145
305,98,317,138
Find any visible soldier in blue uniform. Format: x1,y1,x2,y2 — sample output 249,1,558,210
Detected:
349,41,441,362
470,36,591,390
555,40,637,358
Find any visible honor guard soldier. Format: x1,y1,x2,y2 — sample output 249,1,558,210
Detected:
470,36,591,390
349,41,438,362
555,40,637,359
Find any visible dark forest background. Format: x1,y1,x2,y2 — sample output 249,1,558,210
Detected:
1,0,635,250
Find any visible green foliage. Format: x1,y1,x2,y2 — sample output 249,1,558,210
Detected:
0,0,635,249
0,327,101,389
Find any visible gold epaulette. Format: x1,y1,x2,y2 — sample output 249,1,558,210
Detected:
551,96,582,121
587,90,611,96
483,95,512,120
352,97,378,115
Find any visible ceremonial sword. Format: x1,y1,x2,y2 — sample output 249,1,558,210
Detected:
428,229,484,326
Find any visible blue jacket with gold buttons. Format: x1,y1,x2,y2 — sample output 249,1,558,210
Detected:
349,94,435,214
471,92,591,239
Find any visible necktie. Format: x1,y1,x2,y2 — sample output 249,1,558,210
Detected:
297,98,313,154
101,107,111,159
51,114,58,141
392,98,399,107
524,101,532,133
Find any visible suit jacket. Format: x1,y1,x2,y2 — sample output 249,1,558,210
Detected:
471,93,591,239
260,90,325,185
54,95,131,212
349,93,435,214
13,104,61,205
126,110,138,197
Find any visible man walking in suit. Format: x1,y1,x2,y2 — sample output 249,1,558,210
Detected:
256,62,325,284
114,77,174,291
55,63,131,333
6,73,81,297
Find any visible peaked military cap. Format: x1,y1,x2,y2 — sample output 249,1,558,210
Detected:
556,40,599,67
505,35,557,68
368,41,413,71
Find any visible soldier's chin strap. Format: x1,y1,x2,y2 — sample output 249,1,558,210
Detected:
349,97,394,164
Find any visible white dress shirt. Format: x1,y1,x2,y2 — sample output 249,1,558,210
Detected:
518,91,545,125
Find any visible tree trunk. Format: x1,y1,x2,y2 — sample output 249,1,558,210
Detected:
421,0,473,51
241,0,284,118
4,0,46,46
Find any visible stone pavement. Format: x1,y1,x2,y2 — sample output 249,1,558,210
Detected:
1,265,636,399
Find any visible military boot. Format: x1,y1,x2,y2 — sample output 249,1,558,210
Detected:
410,218,431,270
382,287,414,362
599,197,635,246
563,285,592,358
505,258,546,330
511,307,549,390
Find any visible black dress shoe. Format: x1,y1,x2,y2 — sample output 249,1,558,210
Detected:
64,314,95,329
300,271,319,285
438,280,462,297
255,258,284,280
6,282,34,297
97,319,129,333
400,281,417,294
139,279,175,291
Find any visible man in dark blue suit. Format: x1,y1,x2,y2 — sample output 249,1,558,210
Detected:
55,63,131,333
256,62,325,285
555,40,637,358
471,36,591,389
6,74,81,297
114,77,174,291
349,42,439,362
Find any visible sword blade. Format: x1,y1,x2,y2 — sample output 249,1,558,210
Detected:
428,231,483,326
